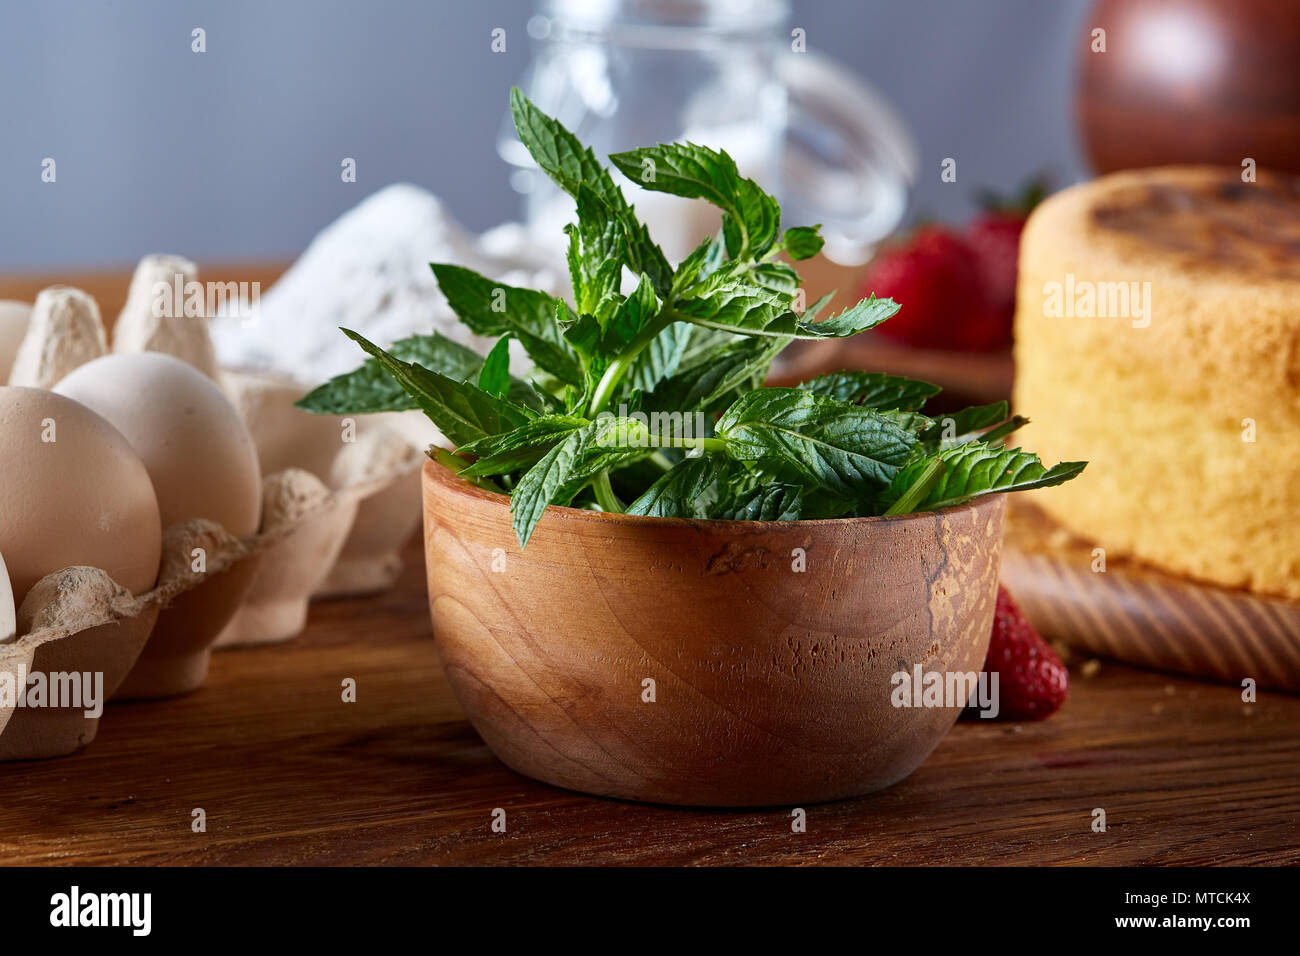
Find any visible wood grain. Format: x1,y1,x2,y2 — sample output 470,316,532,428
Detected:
0,532,1296,865
1003,503,1300,692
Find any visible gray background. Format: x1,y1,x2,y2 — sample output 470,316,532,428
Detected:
0,0,1091,269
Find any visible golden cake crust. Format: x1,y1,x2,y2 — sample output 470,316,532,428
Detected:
1013,166,1300,600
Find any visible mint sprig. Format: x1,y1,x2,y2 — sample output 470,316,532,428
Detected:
297,88,1086,548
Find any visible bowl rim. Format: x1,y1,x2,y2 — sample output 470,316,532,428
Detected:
422,454,1005,533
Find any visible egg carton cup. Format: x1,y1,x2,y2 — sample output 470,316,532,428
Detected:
212,469,373,649
315,457,423,598
0,566,161,760
116,466,401,691
220,370,427,609
112,519,263,701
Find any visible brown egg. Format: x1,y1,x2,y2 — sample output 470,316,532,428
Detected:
1079,0,1300,173
0,387,162,605
54,352,262,536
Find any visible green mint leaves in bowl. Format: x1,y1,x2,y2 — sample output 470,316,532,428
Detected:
297,88,1085,548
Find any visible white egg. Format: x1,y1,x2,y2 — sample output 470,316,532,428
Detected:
0,386,162,605
55,352,262,536
0,550,15,643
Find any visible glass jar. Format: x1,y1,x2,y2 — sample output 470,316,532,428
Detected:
500,0,918,266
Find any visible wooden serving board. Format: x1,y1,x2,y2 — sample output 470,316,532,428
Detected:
1002,503,1300,693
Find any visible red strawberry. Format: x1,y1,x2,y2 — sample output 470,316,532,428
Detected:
964,212,1024,346
982,585,1068,720
963,177,1049,345
860,226,1005,351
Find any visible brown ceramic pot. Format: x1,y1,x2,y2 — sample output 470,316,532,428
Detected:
1078,0,1300,173
422,459,1006,806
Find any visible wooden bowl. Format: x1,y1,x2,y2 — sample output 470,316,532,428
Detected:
422,458,1006,806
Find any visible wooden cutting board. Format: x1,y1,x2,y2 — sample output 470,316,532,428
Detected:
1002,502,1300,693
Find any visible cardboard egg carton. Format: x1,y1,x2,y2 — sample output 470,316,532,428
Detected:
0,258,427,759
0,509,315,758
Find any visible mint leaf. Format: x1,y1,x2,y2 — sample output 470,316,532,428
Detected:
608,142,780,258
716,388,919,497
510,87,624,209
750,262,800,296
477,335,511,399
340,329,534,446
781,225,824,260
884,442,1087,511
568,188,627,314
563,226,585,308
876,407,934,435
675,325,741,366
510,87,672,295
458,414,590,477
625,456,727,517
646,333,788,414
673,281,793,337
604,273,660,349
920,401,1012,449
562,312,603,358
795,294,900,338
510,417,653,546
714,481,803,521
800,371,941,411
626,321,692,393
430,263,582,385
672,233,726,297
297,331,482,415
883,458,946,515
627,456,803,521
724,178,781,259
296,330,546,415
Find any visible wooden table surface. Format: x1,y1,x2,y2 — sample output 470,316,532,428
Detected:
1,266,1297,866
0,535,1296,866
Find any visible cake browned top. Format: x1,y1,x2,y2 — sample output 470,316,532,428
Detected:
1083,166,1300,281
